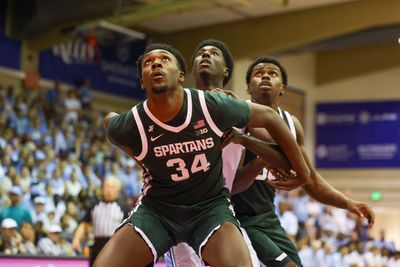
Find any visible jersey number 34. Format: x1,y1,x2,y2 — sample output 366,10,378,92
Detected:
166,153,210,181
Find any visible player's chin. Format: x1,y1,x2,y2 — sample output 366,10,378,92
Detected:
151,85,168,94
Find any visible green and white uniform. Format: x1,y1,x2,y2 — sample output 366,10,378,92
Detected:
232,107,303,267
108,88,250,262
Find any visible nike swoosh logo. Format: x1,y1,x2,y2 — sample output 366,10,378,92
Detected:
150,134,164,142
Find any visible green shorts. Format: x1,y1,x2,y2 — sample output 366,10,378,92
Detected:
117,189,240,262
239,211,302,267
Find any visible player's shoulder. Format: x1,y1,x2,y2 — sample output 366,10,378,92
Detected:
109,109,135,128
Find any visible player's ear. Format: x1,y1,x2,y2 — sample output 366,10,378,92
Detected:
279,84,286,96
223,67,229,78
140,79,145,90
178,71,185,83
247,84,251,95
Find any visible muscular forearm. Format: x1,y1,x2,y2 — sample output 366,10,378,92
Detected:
260,110,309,180
246,104,310,189
303,172,349,209
240,135,290,170
299,143,349,209
232,158,265,195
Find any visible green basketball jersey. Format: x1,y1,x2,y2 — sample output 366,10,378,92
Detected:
232,107,297,218
108,88,250,205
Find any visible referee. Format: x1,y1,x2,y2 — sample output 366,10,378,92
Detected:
72,177,128,266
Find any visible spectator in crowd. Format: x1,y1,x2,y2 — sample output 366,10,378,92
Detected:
48,167,65,197
8,106,31,137
0,186,32,228
30,168,48,198
31,196,50,229
20,221,38,255
279,200,299,242
0,161,13,196
364,244,384,267
14,93,28,116
38,224,67,256
64,89,82,123
65,170,83,198
0,218,26,254
44,80,63,121
60,214,78,241
298,239,323,267
5,86,15,106
82,164,102,190
374,229,397,252
318,242,336,267
78,78,93,109
28,117,47,145
19,166,32,194
72,177,128,266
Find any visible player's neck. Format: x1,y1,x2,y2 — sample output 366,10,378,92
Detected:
252,97,279,112
147,87,185,122
196,77,223,91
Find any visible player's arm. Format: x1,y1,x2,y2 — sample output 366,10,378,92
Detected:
221,128,290,170
221,127,292,194
232,152,295,195
231,157,264,195
247,103,310,189
272,116,375,227
103,112,136,157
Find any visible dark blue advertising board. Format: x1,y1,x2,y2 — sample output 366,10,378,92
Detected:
39,39,147,99
0,1,21,70
316,101,400,168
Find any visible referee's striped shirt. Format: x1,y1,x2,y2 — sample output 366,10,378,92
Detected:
83,200,128,237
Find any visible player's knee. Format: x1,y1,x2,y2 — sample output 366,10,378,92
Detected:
283,261,298,267
222,250,252,267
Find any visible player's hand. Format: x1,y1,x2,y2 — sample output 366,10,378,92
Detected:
346,199,375,228
71,238,82,253
269,169,297,181
220,128,244,149
268,169,307,191
211,88,239,99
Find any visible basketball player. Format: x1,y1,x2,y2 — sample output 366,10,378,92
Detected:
227,56,376,267
94,43,310,267
164,39,292,267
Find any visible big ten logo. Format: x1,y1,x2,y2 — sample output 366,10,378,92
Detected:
195,127,208,136
52,41,101,65
199,128,208,134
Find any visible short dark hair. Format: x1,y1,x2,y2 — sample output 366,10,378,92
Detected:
137,43,186,79
191,39,234,86
245,56,288,86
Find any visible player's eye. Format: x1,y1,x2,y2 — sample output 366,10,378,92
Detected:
270,71,278,77
144,58,153,65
